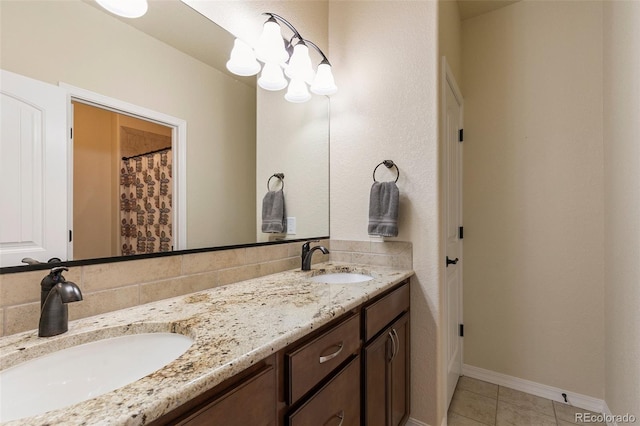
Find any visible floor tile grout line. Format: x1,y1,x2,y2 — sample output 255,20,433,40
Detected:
455,386,499,401
449,411,494,426
497,384,560,419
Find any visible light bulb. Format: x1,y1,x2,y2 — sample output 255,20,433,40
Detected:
310,63,337,96
258,62,287,91
255,19,289,64
226,39,260,76
285,43,315,84
95,0,148,18
285,78,311,103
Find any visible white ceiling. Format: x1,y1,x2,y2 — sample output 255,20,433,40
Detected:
86,0,519,79
457,0,521,20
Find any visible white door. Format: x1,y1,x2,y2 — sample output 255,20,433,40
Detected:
443,60,464,407
0,70,68,267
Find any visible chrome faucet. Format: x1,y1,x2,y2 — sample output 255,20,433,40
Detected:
39,267,83,337
301,240,330,271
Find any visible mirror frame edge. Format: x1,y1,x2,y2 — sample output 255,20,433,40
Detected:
0,236,330,275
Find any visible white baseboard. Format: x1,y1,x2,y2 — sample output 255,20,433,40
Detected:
462,364,606,414
406,418,430,426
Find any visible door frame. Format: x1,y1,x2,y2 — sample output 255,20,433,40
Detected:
59,83,187,258
440,57,464,412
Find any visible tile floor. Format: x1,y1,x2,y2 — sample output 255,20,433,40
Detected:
448,376,606,426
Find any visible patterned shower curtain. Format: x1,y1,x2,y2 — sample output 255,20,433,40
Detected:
119,149,172,256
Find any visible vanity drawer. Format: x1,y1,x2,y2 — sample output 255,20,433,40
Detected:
286,355,360,426
173,362,275,426
286,313,360,404
364,281,410,342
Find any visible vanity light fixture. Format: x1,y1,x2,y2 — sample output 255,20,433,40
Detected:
95,0,148,18
226,13,337,103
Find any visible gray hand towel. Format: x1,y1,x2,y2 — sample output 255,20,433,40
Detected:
262,190,286,233
368,181,399,237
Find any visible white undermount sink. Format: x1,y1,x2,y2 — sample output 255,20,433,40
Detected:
309,272,374,284
0,332,194,422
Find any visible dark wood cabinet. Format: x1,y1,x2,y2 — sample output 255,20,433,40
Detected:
286,313,360,404
286,356,361,426
149,356,276,426
149,280,410,426
363,282,411,426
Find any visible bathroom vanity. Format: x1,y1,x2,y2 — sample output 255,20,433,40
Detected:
149,280,410,426
0,263,412,426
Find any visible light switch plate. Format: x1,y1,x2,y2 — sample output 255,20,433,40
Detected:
286,217,296,235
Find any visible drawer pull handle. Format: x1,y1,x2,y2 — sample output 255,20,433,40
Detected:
319,343,344,364
388,331,396,361
392,328,400,360
324,410,345,426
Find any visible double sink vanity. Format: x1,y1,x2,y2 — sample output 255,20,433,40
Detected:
0,263,413,425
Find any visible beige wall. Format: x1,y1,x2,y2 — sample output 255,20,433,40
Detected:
329,2,441,424
462,1,605,398
603,1,640,418
0,0,256,251
73,103,118,259
438,0,462,87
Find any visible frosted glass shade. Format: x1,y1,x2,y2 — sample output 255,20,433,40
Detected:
285,78,312,103
255,20,289,64
258,63,287,91
226,39,260,76
285,43,315,84
310,63,337,96
95,0,148,18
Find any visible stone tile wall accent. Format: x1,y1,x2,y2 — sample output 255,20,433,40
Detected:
0,239,413,338
0,240,329,337
329,240,413,270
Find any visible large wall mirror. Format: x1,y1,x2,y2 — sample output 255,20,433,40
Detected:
0,0,329,270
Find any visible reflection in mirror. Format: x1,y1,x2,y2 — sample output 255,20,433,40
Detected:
73,102,174,259
0,0,329,269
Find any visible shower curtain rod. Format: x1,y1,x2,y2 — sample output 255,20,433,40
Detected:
121,146,171,161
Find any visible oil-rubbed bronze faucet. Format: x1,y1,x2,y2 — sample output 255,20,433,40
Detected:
39,267,83,337
301,240,330,271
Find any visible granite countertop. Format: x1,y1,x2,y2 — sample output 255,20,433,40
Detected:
0,262,413,426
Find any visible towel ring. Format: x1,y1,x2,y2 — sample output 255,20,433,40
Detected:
267,173,285,191
373,160,400,183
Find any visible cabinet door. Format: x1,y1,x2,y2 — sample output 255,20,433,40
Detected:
390,314,409,426
364,313,410,426
364,328,393,426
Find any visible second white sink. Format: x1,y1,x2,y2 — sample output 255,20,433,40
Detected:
309,272,374,284
0,332,194,422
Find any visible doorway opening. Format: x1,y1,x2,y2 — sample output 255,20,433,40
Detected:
72,102,174,259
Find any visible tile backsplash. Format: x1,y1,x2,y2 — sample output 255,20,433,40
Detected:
329,240,413,270
0,239,412,337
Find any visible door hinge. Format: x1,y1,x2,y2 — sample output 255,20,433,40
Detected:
459,128,464,142
70,127,73,139
459,226,464,239
459,324,464,337
69,230,73,242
